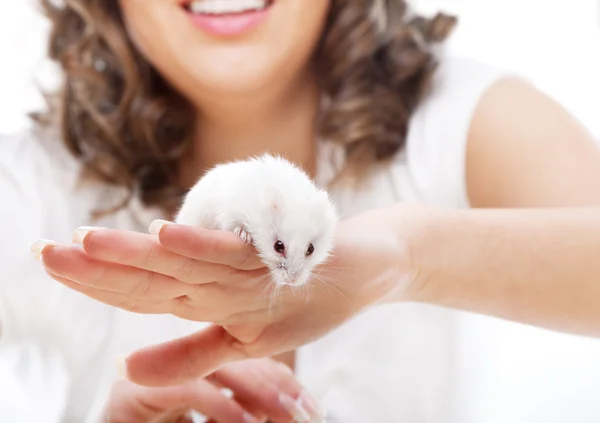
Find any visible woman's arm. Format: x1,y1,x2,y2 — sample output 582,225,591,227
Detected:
398,76,600,337
397,206,600,338
466,77,600,208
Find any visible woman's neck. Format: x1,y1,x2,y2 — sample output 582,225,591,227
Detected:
179,76,321,190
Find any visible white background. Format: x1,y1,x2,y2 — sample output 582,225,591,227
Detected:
2,1,600,422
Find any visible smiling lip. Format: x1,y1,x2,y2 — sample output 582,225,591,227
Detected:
183,2,274,37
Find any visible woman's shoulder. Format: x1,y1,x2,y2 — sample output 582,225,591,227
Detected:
401,54,520,206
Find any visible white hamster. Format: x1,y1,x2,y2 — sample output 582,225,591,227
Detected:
175,154,338,287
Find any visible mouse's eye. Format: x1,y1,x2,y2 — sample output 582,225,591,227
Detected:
306,243,315,256
274,240,286,255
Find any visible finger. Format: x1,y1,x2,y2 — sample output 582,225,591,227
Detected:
46,272,174,315
47,267,245,323
108,378,258,423
179,281,273,317
125,325,251,387
77,228,247,284
46,271,231,323
162,415,194,423
41,244,193,300
211,359,321,423
182,379,262,423
229,394,268,423
155,223,264,271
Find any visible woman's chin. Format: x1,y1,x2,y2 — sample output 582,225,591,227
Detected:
182,59,283,99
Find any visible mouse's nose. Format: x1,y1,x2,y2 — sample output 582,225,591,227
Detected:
277,262,287,270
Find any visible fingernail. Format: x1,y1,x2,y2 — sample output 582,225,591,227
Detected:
72,226,104,244
30,239,59,261
243,412,260,423
279,393,312,423
149,219,172,235
298,389,324,420
115,354,128,380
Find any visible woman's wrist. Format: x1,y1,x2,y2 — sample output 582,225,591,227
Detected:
394,205,600,337
393,204,510,308
337,204,441,309
396,205,471,305
374,203,457,305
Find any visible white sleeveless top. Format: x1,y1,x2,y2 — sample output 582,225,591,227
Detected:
3,55,600,423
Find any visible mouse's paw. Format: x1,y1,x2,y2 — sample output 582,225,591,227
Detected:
233,226,253,244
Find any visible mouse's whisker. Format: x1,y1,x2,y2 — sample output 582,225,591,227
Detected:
297,283,310,305
309,276,333,299
256,275,274,301
304,281,315,304
268,279,284,316
311,275,349,301
310,278,337,304
256,273,271,290
320,267,353,277
322,265,352,271
290,284,302,300
313,273,346,289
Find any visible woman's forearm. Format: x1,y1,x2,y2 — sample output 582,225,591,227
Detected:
401,206,600,337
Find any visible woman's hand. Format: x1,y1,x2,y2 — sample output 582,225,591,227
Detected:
33,206,418,386
101,358,323,423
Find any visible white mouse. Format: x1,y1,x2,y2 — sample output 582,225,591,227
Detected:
175,154,338,287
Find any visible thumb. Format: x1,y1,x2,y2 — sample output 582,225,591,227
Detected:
124,325,249,387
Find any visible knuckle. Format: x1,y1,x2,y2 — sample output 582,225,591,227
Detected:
223,331,251,359
175,294,194,308
90,264,109,288
138,245,156,268
129,271,153,298
173,258,198,282
182,337,201,378
173,296,220,322
207,236,223,260
204,308,228,324
236,248,254,270
226,265,243,280
184,285,204,301
71,281,93,295
117,297,139,312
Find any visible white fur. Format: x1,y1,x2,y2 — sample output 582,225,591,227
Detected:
176,154,338,287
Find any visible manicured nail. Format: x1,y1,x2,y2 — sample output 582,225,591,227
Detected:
72,226,104,244
30,239,59,261
298,389,324,420
243,412,260,423
149,219,172,235
278,393,312,423
115,354,128,379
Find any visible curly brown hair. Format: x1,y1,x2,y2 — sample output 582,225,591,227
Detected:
35,0,456,217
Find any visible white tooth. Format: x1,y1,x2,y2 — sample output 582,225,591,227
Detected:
189,0,267,14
